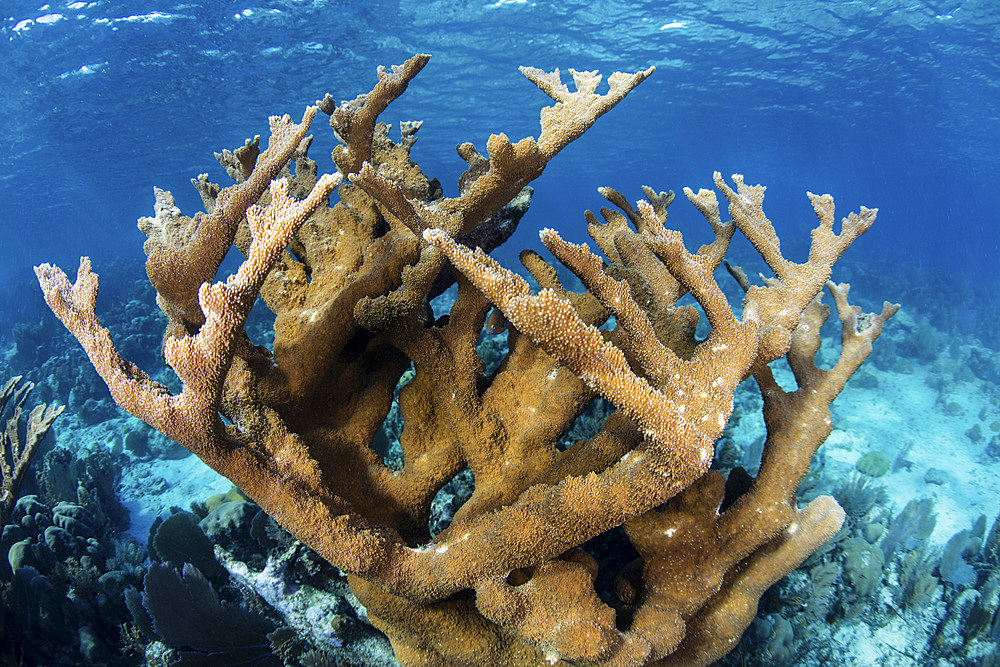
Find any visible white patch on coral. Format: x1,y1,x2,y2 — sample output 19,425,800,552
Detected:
216,547,344,648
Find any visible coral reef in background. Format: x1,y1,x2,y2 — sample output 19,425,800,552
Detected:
717,470,1000,665
34,54,897,665
0,375,63,526
0,489,142,664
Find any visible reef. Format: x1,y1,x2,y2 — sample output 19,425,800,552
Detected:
34,54,898,665
0,375,64,526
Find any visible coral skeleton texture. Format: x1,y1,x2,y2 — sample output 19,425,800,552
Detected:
35,54,897,665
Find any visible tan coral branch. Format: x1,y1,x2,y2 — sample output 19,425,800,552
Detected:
139,106,322,331
35,172,339,453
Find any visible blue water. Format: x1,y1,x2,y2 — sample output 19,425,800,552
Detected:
2,1,999,665
3,1,997,296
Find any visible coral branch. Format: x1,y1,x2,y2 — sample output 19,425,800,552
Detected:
138,107,323,335
331,54,430,176
36,170,340,454
0,376,64,525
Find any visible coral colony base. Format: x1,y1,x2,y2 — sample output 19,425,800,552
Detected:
34,54,897,665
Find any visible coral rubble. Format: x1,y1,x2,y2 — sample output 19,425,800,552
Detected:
34,54,897,665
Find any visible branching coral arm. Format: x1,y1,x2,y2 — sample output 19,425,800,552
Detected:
35,171,340,455
0,377,64,525
140,108,323,331
424,227,717,471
